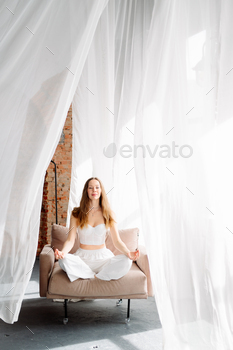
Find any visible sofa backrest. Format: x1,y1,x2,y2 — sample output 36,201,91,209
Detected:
51,224,80,254
51,224,139,255
105,227,139,255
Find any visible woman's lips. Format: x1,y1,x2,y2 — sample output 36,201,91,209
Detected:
92,194,97,196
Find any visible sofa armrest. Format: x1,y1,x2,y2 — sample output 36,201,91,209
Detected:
136,245,154,297
39,244,55,297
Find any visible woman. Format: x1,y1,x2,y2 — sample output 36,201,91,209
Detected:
55,177,139,282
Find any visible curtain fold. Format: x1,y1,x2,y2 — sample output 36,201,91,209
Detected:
0,0,108,324
111,0,154,230
70,0,233,348
134,0,233,348
68,0,115,219
70,0,154,231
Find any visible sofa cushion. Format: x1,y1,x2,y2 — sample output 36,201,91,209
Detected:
105,227,139,255
51,224,79,254
48,262,147,298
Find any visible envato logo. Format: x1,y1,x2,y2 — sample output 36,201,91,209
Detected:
103,142,193,158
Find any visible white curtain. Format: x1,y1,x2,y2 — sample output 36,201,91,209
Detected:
70,0,233,349
68,0,115,218
69,0,154,230
0,0,108,324
1,0,233,348
134,0,233,348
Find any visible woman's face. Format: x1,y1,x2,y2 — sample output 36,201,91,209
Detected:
87,179,101,201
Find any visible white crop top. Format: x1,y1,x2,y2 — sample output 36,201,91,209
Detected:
77,224,108,245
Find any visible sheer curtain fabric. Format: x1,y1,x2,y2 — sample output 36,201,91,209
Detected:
1,1,233,349
0,0,108,323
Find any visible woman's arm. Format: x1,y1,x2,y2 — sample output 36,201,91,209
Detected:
55,214,78,259
109,211,139,261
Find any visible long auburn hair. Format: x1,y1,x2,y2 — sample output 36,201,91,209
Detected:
72,177,116,229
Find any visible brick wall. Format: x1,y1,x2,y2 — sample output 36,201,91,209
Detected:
37,105,72,255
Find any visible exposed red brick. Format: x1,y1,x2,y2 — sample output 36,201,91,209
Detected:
37,104,72,255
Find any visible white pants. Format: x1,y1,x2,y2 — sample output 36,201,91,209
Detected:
58,247,132,282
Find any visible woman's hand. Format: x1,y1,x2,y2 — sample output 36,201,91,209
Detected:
55,248,65,260
127,249,140,261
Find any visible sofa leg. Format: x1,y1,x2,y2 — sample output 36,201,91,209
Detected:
63,299,68,324
125,299,130,323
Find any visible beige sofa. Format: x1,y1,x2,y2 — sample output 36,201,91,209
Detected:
39,224,153,324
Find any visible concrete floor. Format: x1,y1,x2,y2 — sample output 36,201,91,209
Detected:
0,258,163,350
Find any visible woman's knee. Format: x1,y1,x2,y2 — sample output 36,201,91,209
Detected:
119,254,131,262
58,255,70,269
118,254,132,268
58,258,65,270
124,254,133,269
